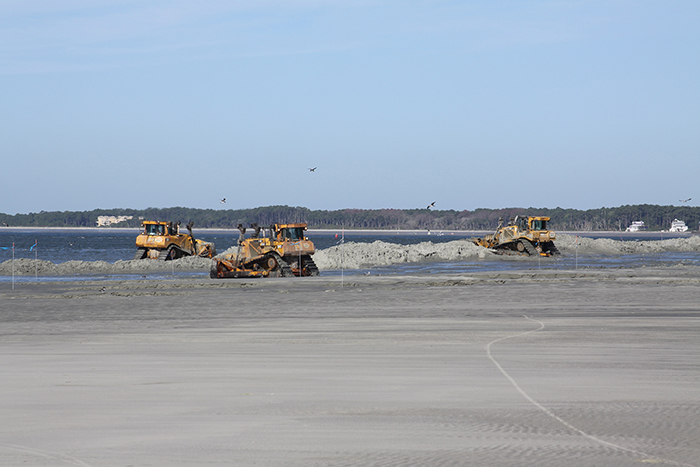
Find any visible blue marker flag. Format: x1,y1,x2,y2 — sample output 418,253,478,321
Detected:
30,242,37,251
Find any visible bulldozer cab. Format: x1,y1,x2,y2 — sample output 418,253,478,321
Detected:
528,217,549,231
273,224,307,242
143,222,167,236
280,226,304,241
141,221,180,236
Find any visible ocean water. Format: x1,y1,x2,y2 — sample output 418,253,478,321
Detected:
0,229,477,264
1,228,698,282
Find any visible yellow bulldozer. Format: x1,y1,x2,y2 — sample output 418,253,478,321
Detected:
133,221,216,260
210,223,319,278
472,215,560,257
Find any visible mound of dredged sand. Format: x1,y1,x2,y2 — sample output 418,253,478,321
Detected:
218,240,492,270
313,239,492,269
0,256,213,276
2,234,699,276
313,234,700,270
555,233,700,255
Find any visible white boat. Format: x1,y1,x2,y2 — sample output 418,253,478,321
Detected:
669,219,688,232
626,221,646,232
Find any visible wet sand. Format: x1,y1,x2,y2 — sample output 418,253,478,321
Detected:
1,268,699,466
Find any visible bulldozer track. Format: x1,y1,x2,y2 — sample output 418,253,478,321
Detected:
272,253,294,277
492,241,536,257
133,248,147,260
157,246,170,260
522,240,539,257
302,255,320,276
158,246,179,260
543,241,560,255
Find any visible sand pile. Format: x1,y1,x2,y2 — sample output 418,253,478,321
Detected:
555,233,700,255
0,257,213,276
216,246,238,257
314,235,700,270
313,239,492,269
217,242,489,271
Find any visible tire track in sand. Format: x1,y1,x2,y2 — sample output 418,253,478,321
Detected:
485,315,695,467
0,444,92,466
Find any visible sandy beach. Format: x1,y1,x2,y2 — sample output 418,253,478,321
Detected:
1,268,698,466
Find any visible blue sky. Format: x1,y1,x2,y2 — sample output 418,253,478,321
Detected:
2,1,698,214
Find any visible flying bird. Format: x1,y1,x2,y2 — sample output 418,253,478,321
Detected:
309,167,317,172
679,198,691,203
427,201,436,210
220,198,226,204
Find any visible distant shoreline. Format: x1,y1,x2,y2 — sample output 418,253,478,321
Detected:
0,226,695,237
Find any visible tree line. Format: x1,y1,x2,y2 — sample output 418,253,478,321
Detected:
1,204,699,231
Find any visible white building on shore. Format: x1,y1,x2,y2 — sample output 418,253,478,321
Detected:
96,215,133,227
